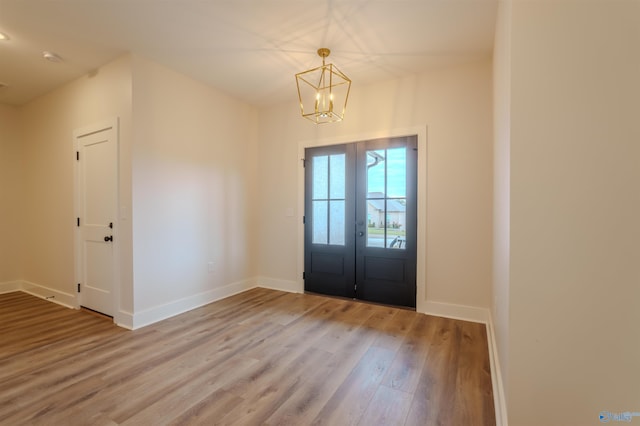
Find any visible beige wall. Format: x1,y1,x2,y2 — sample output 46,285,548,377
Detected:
18,56,134,313
130,55,258,315
257,59,494,310
0,104,22,283
497,1,640,424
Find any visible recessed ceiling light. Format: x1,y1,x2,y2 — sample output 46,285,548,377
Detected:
43,51,63,63
0,32,10,41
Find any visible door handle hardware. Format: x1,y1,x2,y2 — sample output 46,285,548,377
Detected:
358,231,364,237
104,236,113,242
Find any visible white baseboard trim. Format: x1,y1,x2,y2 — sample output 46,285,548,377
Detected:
487,313,508,426
4,280,132,330
114,310,134,330
0,280,22,293
131,278,257,330
5,280,77,309
256,277,302,294
421,300,490,324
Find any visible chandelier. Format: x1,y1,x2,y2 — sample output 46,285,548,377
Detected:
295,48,351,124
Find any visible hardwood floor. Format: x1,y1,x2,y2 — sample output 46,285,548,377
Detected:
0,289,495,425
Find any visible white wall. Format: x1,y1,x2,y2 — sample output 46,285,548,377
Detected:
130,55,259,325
0,104,22,285
257,59,494,312
502,1,640,424
17,56,134,314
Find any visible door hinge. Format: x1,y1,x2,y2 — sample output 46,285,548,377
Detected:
77,283,81,293
354,284,357,291
303,272,306,279
302,158,306,168
76,151,79,161
303,215,305,224
77,217,80,227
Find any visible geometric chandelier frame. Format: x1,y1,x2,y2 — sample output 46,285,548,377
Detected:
295,48,351,124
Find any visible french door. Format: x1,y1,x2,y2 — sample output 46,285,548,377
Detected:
304,136,417,308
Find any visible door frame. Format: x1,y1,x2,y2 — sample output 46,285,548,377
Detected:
297,126,427,313
73,118,120,319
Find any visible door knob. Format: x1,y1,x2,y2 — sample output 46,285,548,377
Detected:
358,231,364,237
104,236,113,242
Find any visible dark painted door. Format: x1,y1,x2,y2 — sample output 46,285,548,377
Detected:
304,143,356,298
304,136,417,308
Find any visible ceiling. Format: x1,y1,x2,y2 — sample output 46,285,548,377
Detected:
0,0,498,107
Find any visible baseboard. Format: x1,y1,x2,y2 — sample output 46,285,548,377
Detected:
113,310,134,330
126,277,301,328
487,313,508,426
421,300,490,324
131,278,257,330
0,280,22,293
7,280,77,309
256,277,302,294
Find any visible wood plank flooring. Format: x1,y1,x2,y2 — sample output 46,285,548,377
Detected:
0,289,495,425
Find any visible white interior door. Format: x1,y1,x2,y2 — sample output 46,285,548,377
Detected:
75,120,118,317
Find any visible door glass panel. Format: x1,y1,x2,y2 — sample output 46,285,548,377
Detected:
329,200,345,245
387,198,406,249
329,154,345,199
313,156,328,199
365,148,406,249
367,150,385,196
312,200,328,244
366,149,385,248
366,197,385,248
387,148,406,198
312,153,346,246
